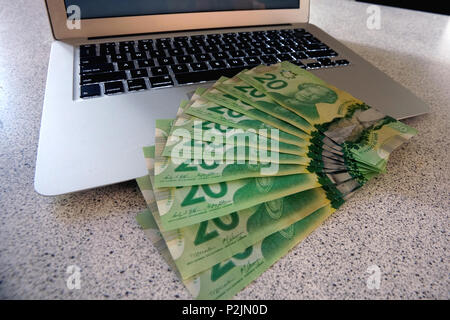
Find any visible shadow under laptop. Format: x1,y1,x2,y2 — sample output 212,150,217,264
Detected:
50,180,146,223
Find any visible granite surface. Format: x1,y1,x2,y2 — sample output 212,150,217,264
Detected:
0,0,448,299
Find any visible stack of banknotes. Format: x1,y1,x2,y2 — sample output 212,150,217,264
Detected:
134,61,417,299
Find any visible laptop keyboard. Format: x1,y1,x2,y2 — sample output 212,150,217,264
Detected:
78,28,350,99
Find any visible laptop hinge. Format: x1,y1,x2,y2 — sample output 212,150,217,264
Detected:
87,23,294,41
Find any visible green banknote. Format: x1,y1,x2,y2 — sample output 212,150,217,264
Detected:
184,204,337,299
167,111,347,164
169,95,349,166
167,112,308,157
150,140,362,231
213,74,344,154
161,116,359,172
135,188,339,300
238,62,417,170
155,155,311,188
201,85,351,159
137,166,340,279
157,119,378,186
158,119,312,165
201,85,309,141
155,124,366,188
170,100,292,153
184,91,305,147
151,157,326,231
215,74,314,134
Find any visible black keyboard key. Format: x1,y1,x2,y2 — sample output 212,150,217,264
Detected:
151,66,169,76
304,43,328,51
138,39,153,45
276,53,293,61
219,44,234,51
306,62,322,69
212,52,229,60
335,59,350,66
206,34,221,40
156,42,172,50
235,43,252,50
175,67,246,84
80,71,127,85
221,38,235,45
138,42,153,51
110,54,129,62
192,40,207,48
293,51,308,60
127,79,147,91
190,35,205,41
173,40,189,48
104,81,125,95
117,61,135,70
80,84,101,98
168,48,184,56
186,47,203,55
250,41,265,48
260,55,278,65
80,63,115,74
203,45,219,53
243,56,261,66
317,58,331,64
80,45,96,58
131,52,147,60
276,46,294,53
237,36,252,43
223,32,237,38
80,56,107,65
307,50,338,58
245,48,261,56
118,41,135,47
237,31,252,36
138,59,155,68
155,38,171,44
119,45,136,55
130,68,149,78
285,40,299,47
191,62,208,71
266,40,281,47
227,58,244,67
228,50,246,58
206,38,221,45
317,58,335,67
306,36,322,44
157,57,174,66
149,50,167,58
171,64,189,74
209,60,227,69
99,44,116,55
149,75,174,88
177,55,193,64
195,53,212,62
261,47,278,55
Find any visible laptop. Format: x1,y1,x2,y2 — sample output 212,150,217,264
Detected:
35,0,429,196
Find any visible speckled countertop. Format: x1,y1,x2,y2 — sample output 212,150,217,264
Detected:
0,0,448,299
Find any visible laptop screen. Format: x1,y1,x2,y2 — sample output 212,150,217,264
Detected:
64,0,300,19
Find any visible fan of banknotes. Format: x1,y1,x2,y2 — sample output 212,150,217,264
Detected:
134,61,417,299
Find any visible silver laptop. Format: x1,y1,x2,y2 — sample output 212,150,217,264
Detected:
35,0,428,196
